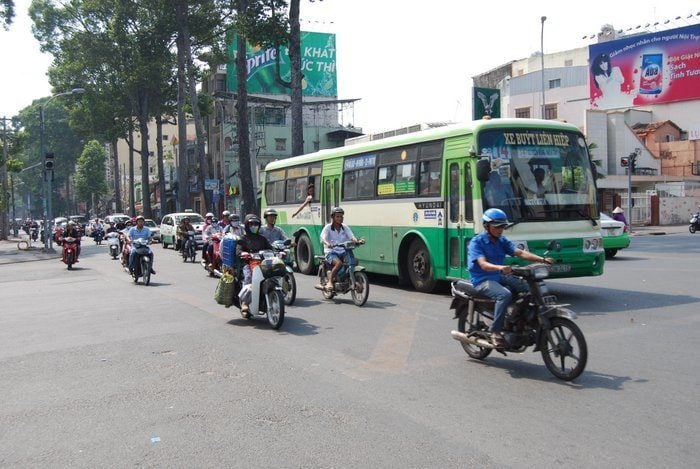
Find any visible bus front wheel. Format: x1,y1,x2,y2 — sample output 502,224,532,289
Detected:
295,233,315,275
407,239,436,293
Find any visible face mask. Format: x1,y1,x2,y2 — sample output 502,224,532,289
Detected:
249,225,259,234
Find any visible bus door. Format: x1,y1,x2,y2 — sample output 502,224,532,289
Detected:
446,159,474,280
322,176,341,224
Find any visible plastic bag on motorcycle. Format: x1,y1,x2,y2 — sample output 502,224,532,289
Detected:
214,272,236,307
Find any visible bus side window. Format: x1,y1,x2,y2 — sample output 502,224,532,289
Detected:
449,163,459,223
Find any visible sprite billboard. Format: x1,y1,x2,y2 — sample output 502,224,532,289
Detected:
227,31,337,97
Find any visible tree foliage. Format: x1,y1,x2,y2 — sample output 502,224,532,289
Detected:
74,139,108,212
1,0,14,29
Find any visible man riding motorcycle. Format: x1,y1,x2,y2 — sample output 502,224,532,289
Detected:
62,221,82,260
466,208,552,348
126,215,155,275
319,207,364,291
177,216,194,252
203,213,223,266
235,214,273,313
260,208,288,244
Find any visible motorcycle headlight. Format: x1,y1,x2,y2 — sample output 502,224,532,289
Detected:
533,266,550,280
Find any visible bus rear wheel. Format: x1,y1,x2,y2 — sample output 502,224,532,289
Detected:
406,239,436,293
295,233,315,275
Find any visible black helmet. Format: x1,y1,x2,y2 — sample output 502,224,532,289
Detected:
230,214,240,223
331,207,345,216
244,214,261,234
263,208,278,218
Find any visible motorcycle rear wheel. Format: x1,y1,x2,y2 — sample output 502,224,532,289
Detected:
351,271,369,307
283,271,297,306
265,290,285,329
456,304,492,359
66,253,74,270
539,317,587,381
690,225,696,234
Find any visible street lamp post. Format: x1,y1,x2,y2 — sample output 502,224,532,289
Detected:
540,16,547,119
41,88,85,252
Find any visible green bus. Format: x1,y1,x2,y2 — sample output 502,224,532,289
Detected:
262,118,604,292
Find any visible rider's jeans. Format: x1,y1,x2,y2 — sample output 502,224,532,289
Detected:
128,248,153,272
476,275,528,333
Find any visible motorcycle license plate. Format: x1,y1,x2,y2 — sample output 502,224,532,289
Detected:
548,264,571,273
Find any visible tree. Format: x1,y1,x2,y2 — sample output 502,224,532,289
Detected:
74,140,108,215
1,0,14,29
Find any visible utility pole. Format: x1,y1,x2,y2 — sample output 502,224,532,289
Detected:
1,116,9,240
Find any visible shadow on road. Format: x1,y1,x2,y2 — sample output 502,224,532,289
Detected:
468,357,646,390
226,315,320,336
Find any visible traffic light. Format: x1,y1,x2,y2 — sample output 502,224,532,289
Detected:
44,152,55,171
630,156,637,172
620,156,629,167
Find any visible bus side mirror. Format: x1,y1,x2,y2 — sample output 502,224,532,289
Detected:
476,159,491,183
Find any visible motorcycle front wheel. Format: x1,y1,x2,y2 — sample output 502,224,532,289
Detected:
540,317,587,381
282,271,297,306
456,304,492,359
690,224,696,234
265,289,285,330
351,271,369,307
141,258,151,286
66,253,74,270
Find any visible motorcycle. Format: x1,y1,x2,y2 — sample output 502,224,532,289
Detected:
61,236,80,270
106,232,120,259
207,232,223,277
30,225,39,241
689,211,699,234
449,241,587,381
129,238,154,286
314,240,369,307
93,227,104,245
182,230,197,263
233,250,286,329
271,239,296,306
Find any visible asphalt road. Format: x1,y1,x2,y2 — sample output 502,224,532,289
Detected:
1,233,698,468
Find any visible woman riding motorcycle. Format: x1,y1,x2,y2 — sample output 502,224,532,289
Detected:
235,214,273,312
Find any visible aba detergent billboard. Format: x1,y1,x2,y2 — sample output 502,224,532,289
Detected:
588,24,700,110
227,31,337,97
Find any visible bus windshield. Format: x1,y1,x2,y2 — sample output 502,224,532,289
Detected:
477,128,597,223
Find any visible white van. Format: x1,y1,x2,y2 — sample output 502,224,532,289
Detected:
160,212,206,249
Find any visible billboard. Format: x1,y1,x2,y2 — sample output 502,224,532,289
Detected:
227,31,337,97
472,87,501,119
589,24,700,110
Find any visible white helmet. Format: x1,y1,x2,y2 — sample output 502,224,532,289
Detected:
205,212,214,218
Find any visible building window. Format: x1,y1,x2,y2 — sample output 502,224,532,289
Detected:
665,134,675,142
162,135,168,141
275,138,286,151
515,107,531,118
215,77,226,92
564,59,573,67
548,78,561,89
544,104,558,120
255,107,285,126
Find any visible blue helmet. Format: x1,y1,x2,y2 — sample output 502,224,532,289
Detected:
482,208,510,227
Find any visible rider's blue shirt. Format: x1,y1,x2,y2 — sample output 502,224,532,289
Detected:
467,231,516,286
127,226,151,241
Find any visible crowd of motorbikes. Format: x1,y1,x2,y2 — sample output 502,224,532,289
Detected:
51,214,592,381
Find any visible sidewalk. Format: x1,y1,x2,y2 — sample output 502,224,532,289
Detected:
628,224,689,236
0,237,60,265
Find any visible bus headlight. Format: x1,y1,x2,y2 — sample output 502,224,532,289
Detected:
583,237,603,252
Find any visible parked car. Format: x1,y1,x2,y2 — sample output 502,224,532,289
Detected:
160,212,206,249
144,219,161,242
600,212,630,258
